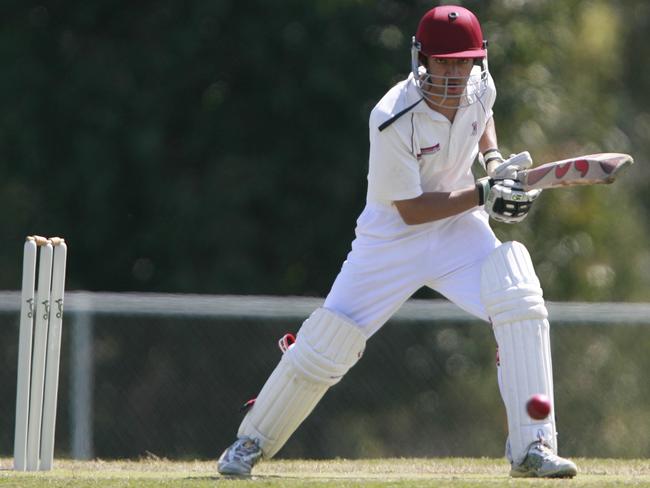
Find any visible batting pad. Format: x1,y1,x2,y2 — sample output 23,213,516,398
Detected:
481,241,557,465
238,307,366,458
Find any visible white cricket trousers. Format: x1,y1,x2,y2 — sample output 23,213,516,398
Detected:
324,206,500,338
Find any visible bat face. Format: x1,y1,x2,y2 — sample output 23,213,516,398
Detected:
516,153,633,190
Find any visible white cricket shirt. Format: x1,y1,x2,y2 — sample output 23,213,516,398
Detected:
359,68,496,239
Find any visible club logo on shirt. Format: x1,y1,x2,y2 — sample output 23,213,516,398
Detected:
471,121,478,136
416,143,440,159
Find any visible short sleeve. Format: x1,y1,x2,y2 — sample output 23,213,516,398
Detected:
367,115,422,204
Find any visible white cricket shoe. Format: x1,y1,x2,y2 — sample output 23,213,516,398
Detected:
510,441,578,478
217,436,263,476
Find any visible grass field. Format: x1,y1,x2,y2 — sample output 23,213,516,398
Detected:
1,457,650,487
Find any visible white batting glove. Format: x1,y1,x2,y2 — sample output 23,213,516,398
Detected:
477,177,542,224
486,151,533,180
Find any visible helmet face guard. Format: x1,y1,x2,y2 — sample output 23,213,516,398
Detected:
411,5,489,108
411,37,489,108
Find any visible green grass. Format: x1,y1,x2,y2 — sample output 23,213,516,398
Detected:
1,457,650,487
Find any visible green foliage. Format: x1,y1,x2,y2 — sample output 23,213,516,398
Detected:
0,1,648,299
484,0,649,301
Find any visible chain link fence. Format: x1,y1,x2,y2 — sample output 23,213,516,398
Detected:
1,292,649,462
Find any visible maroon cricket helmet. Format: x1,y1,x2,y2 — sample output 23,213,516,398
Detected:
415,5,486,59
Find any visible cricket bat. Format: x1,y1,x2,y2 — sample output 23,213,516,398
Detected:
516,153,633,191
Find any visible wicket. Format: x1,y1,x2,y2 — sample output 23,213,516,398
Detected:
14,236,68,471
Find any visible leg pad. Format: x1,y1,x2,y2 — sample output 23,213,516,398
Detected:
481,242,557,464
238,308,366,458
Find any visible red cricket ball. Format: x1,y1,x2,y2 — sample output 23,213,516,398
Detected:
526,394,552,420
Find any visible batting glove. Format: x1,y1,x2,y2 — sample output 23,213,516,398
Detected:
476,177,542,223
484,150,533,180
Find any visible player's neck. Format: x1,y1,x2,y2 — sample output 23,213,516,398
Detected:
425,98,458,122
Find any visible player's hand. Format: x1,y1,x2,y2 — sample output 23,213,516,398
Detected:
486,151,533,180
478,177,542,223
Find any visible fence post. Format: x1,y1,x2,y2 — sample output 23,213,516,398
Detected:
70,307,94,460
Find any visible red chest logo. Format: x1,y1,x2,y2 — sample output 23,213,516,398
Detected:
417,143,441,159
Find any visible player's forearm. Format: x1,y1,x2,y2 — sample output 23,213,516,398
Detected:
479,117,503,175
393,187,479,225
479,117,498,154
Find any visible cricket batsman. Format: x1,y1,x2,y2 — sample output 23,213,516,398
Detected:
218,5,578,478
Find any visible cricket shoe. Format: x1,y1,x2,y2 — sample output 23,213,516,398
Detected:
217,436,262,476
510,441,577,478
